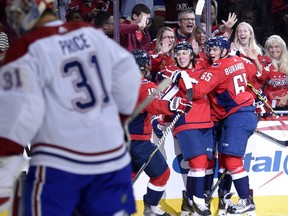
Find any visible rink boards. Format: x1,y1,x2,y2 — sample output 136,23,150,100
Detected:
133,116,288,216
0,117,287,216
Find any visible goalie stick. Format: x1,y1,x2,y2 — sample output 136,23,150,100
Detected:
123,78,172,146
132,112,181,184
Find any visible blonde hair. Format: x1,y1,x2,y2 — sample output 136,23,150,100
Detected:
234,22,262,55
265,35,288,75
154,26,175,54
191,22,207,51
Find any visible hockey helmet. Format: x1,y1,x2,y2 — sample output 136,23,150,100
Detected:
174,41,193,55
6,0,55,35
132,49,151,71
205,36,231,51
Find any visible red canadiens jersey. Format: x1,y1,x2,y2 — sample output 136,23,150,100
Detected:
128,78,173,140
160,64,214,134
193,55,254,119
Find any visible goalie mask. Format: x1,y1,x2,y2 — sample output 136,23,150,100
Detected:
6,0,55,35
132,49,152,79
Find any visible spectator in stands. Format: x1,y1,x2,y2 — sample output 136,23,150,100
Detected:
66,10,84,21
0,22,9,64
67,0,100,24
163,0,195,28
120,1,157,39
201,2,238,38
149,26,176,75
174,9,196,43
191,22,207,59
262,35,288,109
54,0,71,21
232,22,271,116
94,11,114,37
120,4,151,52
232,22,263,56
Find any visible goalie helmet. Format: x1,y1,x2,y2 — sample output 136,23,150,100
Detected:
6,0,55,35
205,36,231,51
174,41,193,55
132,49,151,71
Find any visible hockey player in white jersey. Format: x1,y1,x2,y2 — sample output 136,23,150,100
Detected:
0,0,141,215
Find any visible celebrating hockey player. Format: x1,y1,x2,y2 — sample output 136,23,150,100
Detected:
157,41,214,216
176,36,257,215
129,49,192,216
0,0,142,215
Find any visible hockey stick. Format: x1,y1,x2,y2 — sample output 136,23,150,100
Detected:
195,0,209,37
124,78,172,146
254,129,288,146
247,82,279,118
132,113,182,184
206,169,228,203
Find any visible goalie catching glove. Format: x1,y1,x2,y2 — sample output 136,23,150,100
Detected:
169,97,193,114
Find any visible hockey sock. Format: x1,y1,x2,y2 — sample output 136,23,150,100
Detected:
218,172,232,191
191,175,206,198
186,175,193,199
143,187,164,206
233,176,250,199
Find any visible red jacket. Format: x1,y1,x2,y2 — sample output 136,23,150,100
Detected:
120,20,151,52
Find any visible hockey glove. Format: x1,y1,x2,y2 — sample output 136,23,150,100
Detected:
0,155,27,213
151,115,165,139
170,70,182,84
170,70,198,87
169,97,193,114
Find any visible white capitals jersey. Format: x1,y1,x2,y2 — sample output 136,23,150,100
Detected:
0,20,141,175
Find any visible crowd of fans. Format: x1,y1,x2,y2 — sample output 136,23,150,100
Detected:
0,0,287,108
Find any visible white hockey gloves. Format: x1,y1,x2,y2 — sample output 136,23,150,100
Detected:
0,155,27,213
169,97,193,114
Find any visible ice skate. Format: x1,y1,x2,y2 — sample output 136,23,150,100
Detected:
192,195,211,216
143,203,171,216
226,196,256,216
218,191,234,216
180,190,193,216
